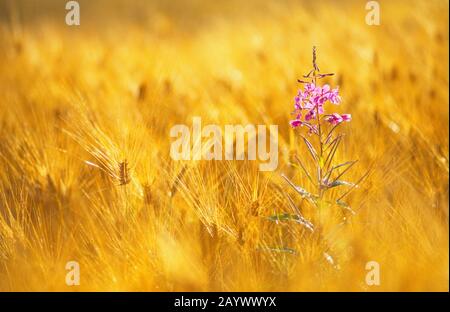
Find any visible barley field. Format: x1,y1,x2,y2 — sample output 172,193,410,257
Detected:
0,0,448,291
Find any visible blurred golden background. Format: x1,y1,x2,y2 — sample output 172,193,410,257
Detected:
0,0,448,291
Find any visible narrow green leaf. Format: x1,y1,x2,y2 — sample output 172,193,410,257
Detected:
336,200,356,215
260,247,298,255
266,212,298,222
300,135,318,162
266,212,314,231
281,174,318,201
294,155,314,185
328,180,355,188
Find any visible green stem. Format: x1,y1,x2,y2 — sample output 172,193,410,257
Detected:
313,70,324,200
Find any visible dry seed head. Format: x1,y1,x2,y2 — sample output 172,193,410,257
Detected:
313,46,319,72
118,160,131,185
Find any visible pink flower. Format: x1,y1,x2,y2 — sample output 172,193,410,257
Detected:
294,96,303,110
328,88,341,104
290,119,303,128
326,113,351,125
305,109,316,121
321,84,331,93
304,83,316,94
342,114,351,122
289,82,349,129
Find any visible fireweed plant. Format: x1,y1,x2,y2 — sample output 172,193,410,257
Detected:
279,47,366,267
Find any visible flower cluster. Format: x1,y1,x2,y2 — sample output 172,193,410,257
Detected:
290,83,351,131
